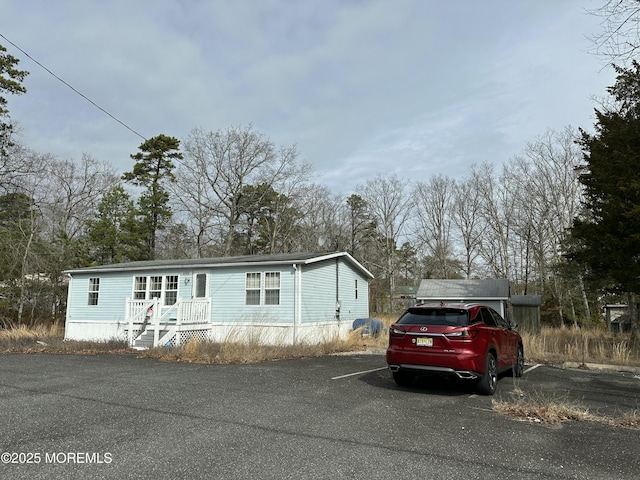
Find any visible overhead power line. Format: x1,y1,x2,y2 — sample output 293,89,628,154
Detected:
0,32,147,141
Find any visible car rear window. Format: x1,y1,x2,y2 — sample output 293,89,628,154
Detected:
396,308,469,326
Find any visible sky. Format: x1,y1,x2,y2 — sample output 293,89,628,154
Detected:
0,0,618,194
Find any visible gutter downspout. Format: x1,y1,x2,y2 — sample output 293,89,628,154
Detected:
335,257,340,321
64,274,73,340
293,263,302,344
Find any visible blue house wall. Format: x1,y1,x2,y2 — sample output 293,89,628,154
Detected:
209,264,296,324
67,268,197,323
299,260,369,323
300,262,337,323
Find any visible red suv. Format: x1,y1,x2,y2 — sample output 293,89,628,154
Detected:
386,303,524,395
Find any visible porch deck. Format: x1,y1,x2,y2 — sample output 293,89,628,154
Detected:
125,298,211,349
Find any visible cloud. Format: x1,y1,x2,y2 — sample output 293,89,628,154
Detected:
1,0,619,194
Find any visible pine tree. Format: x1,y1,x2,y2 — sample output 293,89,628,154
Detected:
0,42,28,164
122,134,182,259
86,185,146,263
570,61,640,336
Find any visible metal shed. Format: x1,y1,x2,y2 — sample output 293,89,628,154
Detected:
603,304,630,332
393,285,418,310
416,279,510,319
510,295,542,333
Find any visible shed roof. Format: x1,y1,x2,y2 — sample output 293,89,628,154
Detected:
416,279,509,300
510,295,542,306
394,285,418,296
65,252,374,279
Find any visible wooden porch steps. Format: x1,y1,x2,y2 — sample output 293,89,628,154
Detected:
132,329,172,350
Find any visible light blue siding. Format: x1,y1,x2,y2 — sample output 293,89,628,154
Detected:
336,261,369,321
210,265,295,323
67,271,133,322
67,268,198,322
300,262,337,323
300,259,369,323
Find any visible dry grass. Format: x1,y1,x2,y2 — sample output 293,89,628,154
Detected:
493,389,598,425
493,389,640,429
140,327,380,364
2,316,639,368
139,314,399,364
0,323,130,354
522,325,640,366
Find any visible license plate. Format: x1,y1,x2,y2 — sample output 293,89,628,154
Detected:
416,337,433,347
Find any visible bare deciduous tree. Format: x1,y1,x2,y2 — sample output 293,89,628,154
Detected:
180,125,307,256
451,175,485,279
412,174,458,278
41,153,118,242
357,174,413,312
169,157,221,257
292,184,344,252
589,0,640,67
510,128,587,321
471,162,515,279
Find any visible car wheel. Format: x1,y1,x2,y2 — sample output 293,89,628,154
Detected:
477,352,498,395
392,371,414,388
513,344,524,378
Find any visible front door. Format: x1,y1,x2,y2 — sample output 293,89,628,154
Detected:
192,272,209,299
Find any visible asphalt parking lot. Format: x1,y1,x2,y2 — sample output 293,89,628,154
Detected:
1,353,639,480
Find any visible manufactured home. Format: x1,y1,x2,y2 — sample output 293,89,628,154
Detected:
64,252,373,348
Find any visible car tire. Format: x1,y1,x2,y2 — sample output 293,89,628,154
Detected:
513,344,524,378
392,371,414,388
477,352,498,395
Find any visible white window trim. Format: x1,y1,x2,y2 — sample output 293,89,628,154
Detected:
87,277,100,306
264,271,281,306
164,275,179,306
245,272,261,306
132,274,180,306
245,271,281,307
193,273,209,298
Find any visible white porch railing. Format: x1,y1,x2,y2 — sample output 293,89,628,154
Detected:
125,297,211,348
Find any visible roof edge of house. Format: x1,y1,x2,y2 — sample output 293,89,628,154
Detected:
64,252,375,279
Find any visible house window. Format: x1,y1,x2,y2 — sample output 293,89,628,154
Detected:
87,278,100,305
133,276,147,299
265,272,280,305
165,275,178,306
195,274,207,298
149,276,162,299
246,272,261,305
132,275,180,304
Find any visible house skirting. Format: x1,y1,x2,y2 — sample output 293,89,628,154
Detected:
208,321,353,345
64,320,353,346
64,320,127,342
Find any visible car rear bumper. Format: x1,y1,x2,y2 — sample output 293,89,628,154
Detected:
388,363,481,380
386,346,486,380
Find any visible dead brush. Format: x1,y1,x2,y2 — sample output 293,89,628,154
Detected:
141,331,363,364
493,389,640,429
0,323,63,351
493,389,598,425
0,323,129,353
612,341,631,364
616,410,640,429
520,326,640,366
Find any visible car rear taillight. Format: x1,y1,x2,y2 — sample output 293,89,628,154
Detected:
389,326,405,336
444,329,478,340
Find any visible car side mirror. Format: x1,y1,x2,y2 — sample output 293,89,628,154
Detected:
509,321,518,330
